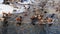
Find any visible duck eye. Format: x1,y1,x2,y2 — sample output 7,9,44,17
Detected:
44,11,47,13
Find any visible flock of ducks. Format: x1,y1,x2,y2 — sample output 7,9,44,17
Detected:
0,6,54,26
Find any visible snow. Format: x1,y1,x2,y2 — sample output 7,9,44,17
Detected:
0,0,47,18
0,4,14,13
0,4,14,17
0,0,3,3
13,6,25,13
0,4,26,17
0,0,32,17
18,0,32,4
